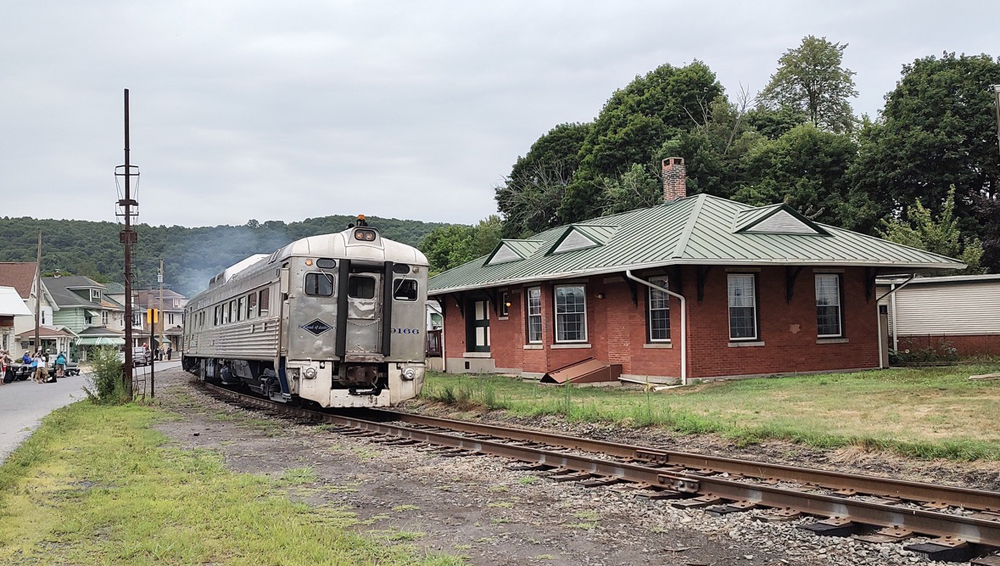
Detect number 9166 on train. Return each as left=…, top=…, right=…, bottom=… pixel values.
left=182, top=217, right=428, bottom=408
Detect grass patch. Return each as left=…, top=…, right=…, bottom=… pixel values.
left=565, top=510, right=600, bottom=530
left=0, top=402, right=465, bottom=566
left=276, top=467, right=319, bottom=486
left=420, top=364, right=1000, bottom=461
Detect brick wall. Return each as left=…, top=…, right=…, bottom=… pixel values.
left=897, top=334, right=1000, bottom=357
left=685, top=266, right=878, bottom=378
left=436, top=264, right=879, bottom=379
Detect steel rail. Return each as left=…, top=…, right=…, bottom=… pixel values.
left=373, top=409, right=1000, bottom=513
left=203, top=385, right=1000, bottom=547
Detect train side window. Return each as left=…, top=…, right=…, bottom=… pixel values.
left=393, top=279, right=418, bottom=301
left=247, top=292, right=257, bottom=318
left=214, top=305, right=220, bottom=326
left=237, top=296, right=246, bottom=321
left=348, top=276, right=376, bottom=299
left=229, top=300, right=236, bottom=323
left=304, top=272, right=334, bottom=296
left=259, top=288, right=270, bottom=316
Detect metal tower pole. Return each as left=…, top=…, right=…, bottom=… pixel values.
left=118, top=89, right=137, bottom=397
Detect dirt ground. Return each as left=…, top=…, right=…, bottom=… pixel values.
left=152, top=368, right=975, bottom=566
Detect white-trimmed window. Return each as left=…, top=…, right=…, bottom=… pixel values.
left=499, top=291, right=509, bottom=318
left=101, top=311, right=109, bottom=326
left=815, top=274, right=843, bottom=337
left=647, top=276, right=670, bottom=342
left=728, top=274, right=757, bottom=340
left=526, top=287, right=542, bottom=343
left=554, top=285, right=587, bottom=342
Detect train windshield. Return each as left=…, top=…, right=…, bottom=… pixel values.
left=348, top=276, right=376, bottom=299
left=393, top=279, right=418, bottom=301
left=304, top=273, right=334, bottom=296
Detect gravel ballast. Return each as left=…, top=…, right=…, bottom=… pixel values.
left=152, top=368, right=977, bottom=566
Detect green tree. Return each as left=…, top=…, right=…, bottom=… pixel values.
left=659, top=93, right=765, bottom=198
left=600, top=163, right=662, bottom=214
left=495, top=123, right=591, bottom=237
left=845, top=52, right=1000, bottom=237
left=418, top=216, right=502, bottom=275
left=731, top=124, right=857, bottom=224
left=879, top=187, right=984, bottom=273
left=976, top=197, right=1000, bottom=272
left=758, top=35, right=858, bottom=133
left=559, top=61, right=723, bottom=222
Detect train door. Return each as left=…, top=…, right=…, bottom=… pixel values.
left=345, top=272, right=382, bottom=355
left=287, top=267, right=338, bottom=361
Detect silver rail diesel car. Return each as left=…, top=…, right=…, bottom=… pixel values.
left=182, top=220, right=428, bottom=408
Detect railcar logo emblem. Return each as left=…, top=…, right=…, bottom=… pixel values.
left=300, top=319, right=332, bottom=335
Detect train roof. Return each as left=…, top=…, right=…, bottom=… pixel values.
left=271, top=227, right=428, bottom=267
left=189, top=226, right=428, bottom=304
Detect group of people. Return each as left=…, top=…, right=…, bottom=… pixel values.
left=0, top=350, right=11, bottom=384
left=0, top=350, right=68, bottom=384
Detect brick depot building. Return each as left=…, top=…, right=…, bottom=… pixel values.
left=427, top=158, right=965, bottom=383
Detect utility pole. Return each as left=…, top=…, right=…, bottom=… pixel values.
left=153, top=258, right=164, bottom=398
left=159, top=258, right=165, bottom=358
left=116, top=89, right=139, bottom=397
left=33, top=231, right=41, bottom=353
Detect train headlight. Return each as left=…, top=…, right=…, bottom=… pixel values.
left=303, top=367, right=318, bottom=379
left=402, top=367, right=416, bottom=381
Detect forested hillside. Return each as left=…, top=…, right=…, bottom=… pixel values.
left=0, top=215, right=449, bottom=298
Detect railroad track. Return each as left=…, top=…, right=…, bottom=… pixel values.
left=202, top=382, right=1000, bottom=564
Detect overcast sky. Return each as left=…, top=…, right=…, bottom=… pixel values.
left=2, top=1, right=997, bottom=229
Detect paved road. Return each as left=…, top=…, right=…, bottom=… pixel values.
left=0, top=360, right=182, bottom=464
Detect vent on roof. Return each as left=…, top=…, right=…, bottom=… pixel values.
left=734, top=204, right=829, bottom=236
left=548, top=225, right=618, bottom=255
left=484, top=240, right=543, bottom=266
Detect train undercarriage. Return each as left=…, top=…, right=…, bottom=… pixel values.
left=182, top=355, right=409, bottom=408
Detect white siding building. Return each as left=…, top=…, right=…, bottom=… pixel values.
left=878, top=274, right=1000, bottom=356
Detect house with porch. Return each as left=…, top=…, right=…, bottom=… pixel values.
left=43, top=275, right=125, bottom=360
left=0, top=286, right=32, bottom=353
left=427, top=158, right=966, bottom=384
left=0, top=262, right=70, bottom=357
left=134, top=288, right=187, bottom=355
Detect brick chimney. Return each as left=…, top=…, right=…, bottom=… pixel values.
left=662, top=157, right=686, bottom=202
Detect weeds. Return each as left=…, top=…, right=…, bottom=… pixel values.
left=420, top=364, right=1000, bottom=461
left=82, top=347, right=129, bottom=404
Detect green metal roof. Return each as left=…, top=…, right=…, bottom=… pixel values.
left=428, top=194, right=966, bottom=295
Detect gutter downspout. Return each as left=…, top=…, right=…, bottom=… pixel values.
left=626, top=270, right=687, bottom=386
left=876, top=274, right=916, bottom=369
left=890, top=284, right=898, bottom=353
left=440, top=299, right=446, bottom=373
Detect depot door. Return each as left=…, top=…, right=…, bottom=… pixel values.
left=465, top=299, right=490, bottom=353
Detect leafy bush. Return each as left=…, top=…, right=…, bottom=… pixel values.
left=83, top=347, right=130, bottom=404
left=890, top=339, right=959, bottom=365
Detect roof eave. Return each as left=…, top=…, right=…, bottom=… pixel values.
left=428, top=258, right=967, bottom=296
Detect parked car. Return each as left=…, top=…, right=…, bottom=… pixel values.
left=133, top=347, right=151, bottom=367
left=117, top=348, right=151, bottom=367
left=45, top=358, right=81, bottom=377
